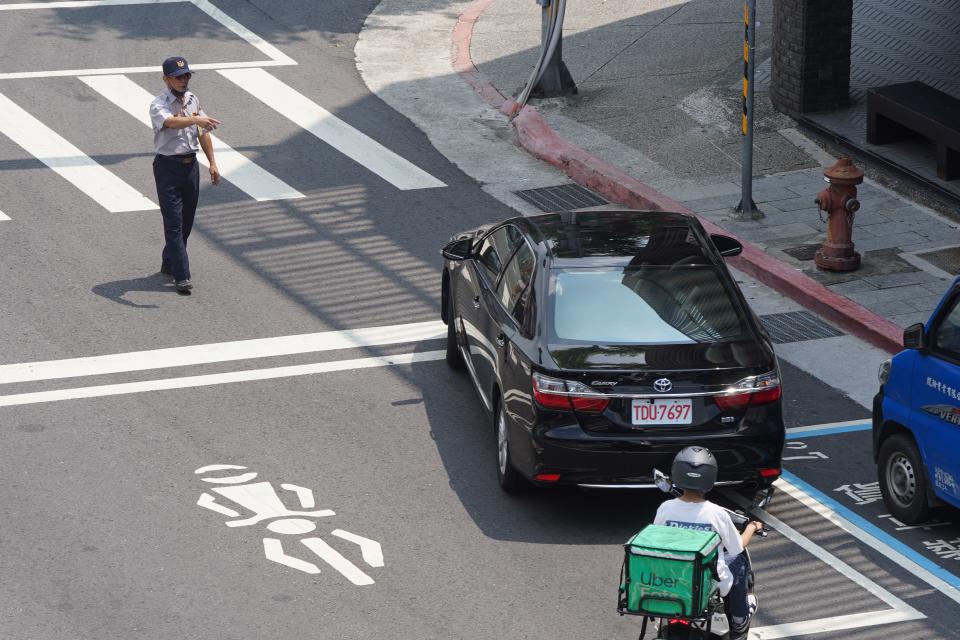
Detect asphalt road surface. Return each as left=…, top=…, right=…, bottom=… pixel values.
left=0, top=2, right=958, bottom=639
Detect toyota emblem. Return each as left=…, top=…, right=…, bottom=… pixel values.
left=653, top=378, right=672, bottom=393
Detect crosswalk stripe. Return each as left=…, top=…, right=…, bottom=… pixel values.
left=0, top=210, right=9, bottom=221
left=79, top=75, right=304, bottom=202
left=219, top=68, right=446, bottom=191
left=0, top=92, right=157, bottom=212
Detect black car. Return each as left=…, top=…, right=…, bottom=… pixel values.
left=440, top=208, right=785, bottom=492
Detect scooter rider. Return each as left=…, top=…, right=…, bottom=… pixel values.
left=653, top=446, right=762, bottom=638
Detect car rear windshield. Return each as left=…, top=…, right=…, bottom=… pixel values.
left=549, top=267, right=751, bottom=344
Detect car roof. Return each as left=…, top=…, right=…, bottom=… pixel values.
left=506, top=208, right=714, bottom=267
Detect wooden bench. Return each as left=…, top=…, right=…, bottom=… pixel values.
left=866, top=81, right=960, bottom=181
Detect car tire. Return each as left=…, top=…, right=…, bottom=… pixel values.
left=495, top=400, right=525, bottom=493
left=445, top=294, right=465, bottom=370
left=878, top=433, right=932, bottom=525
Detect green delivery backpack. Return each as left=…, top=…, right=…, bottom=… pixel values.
left=618, top=524, right=721, bottom=618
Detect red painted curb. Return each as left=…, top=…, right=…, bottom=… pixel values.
left=453, top=0, right=904, bottom=354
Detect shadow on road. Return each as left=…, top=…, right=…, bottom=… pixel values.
left=92, top=272, right=177, bottom=308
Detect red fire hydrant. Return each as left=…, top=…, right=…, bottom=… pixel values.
left=814, top=158, right=864, bottom=271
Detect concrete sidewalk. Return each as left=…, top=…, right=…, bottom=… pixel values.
left=458, top=0, right=960, bottom=352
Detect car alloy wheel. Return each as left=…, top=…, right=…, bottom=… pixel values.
left=495, top=401, right=524, bottom=493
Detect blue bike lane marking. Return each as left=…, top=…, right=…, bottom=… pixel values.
left=781, top=420, right=960, bottom=597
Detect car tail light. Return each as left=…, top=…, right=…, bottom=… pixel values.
left=532, top=372, right=609, bottom=413
left=760, top=468, right=781, bottom=478
left=534, top=473, right=561, bottom=482
left=714, top=371, right=781, bottom=411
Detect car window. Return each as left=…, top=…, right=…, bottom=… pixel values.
left=476, top=225, right=524, bottom=285
left=933, top=295, right=960, bottom=360
left=497, top=242, right=536, bottom=320
left=549, top=266, right=750, bottom=344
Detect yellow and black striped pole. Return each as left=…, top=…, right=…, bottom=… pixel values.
left=736, top=0, right=762, bottom=219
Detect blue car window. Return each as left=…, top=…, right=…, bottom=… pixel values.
left=933, top=296, right=960, bottom=360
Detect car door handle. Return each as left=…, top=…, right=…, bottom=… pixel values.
left=473, top=296, right=481, bottom=309
left=496, top=333, right=506, bottom=347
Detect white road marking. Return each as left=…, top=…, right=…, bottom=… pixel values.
left=197, top=493, right=240, bottom=518
left=79, top=75, right=304, bottom=202
left=194, top=464, right=247, bottom=474
left=722, top=489, right=925, bottom=638
left=300, top=538, right=374, bottom=586
left=0, top=210, right=9, bottom=221
left=263, top=538, right=321, bottom=574
left=0, top=92, right=156, bottom=212
left=0, top=0, right=295, bottom=80
left=776, top=476, right=960, bottom=607
left=202, top=472, right=259, bottom=485
left=280, top=484, right=316, bottom=509
left=331, top=529, right=384, bottom=568
left=752, top=609, right=923, bottom=640
left=785, top=419, right=870, bottom=435
left=0, top=351, right=447, bottom=407
left=0, top=321, right=445, bottom=385
left=219, top=68, right=446, bottom=191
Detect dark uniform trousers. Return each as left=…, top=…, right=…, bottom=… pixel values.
left=153, top=153, right=200, bottom=281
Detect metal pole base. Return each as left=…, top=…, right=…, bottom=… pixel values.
left=531, top=59, right=578, bottom=98
left=734, top=199, right=764, bottom=220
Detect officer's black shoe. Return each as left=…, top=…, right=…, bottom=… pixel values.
left=175, top=279, right=193, bottom=294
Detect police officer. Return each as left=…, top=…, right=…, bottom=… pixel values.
left=149, top=56, right=221, bottom=294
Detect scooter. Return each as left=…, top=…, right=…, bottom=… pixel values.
left=622, top=470, right=772, bottom=640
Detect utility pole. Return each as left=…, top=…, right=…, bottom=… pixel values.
left=735, top=0, right=763, bottom=219
left=531, top=0, right=577, bottom=98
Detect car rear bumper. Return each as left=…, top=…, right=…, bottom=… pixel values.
left=515, top=422, right=784, bottom=488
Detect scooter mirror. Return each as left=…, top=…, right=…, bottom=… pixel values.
left=653, top=468, right=673, bottom=494
left=752, top=487, right=774, bottom=509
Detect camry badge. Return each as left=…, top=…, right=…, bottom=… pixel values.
left=653, top=378, right=672, bottom=393
left=592, top=380, right=618, bottom=386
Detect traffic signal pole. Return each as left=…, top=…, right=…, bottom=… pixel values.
left=735, top=0, right=763, bottom=219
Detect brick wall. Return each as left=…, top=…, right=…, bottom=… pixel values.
left=770, top=0, right=853, bottom=115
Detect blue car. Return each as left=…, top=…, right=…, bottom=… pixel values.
left=874, top=276, right=960, bottom=523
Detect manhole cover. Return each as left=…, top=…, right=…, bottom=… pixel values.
left=782, top=244, right=820, bottom=261
left=513, top=184, right=608, bottom=212
left=915, top=246, right=960, bottom=276
left=759, top=311, right=844, bottom=344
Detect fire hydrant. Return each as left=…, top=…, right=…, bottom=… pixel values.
left=814, top=158, right=864, bottom=271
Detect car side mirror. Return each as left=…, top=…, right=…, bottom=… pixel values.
left=653, top=468, right=673, bottom=494
left=441, top=238, right=473, bottom=261
left=711, top=234, right=743, bottom=257
left=903, top=323, right=925, bottom=350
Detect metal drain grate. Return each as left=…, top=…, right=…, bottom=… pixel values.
left=759, top=311, right=844, bottom=344
left=513, top=183, right=608, bottom=212
left=915, top=246, right=960, bottom=276
left=782, top=244, right=820, bottom=261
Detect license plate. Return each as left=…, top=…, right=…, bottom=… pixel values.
left=631, top=398, right=693, bottom=425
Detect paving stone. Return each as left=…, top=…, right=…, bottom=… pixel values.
left=921, top=282, right=953, bottom=296
left=765, top=196, right=818, bottom=212
left=908, top=294, right=949, bottom=312
left=666, top=182, right=740, bottom=201
left=862, top=271, right=943, bottom=289
left=853, top=232, right=928, bottom=252
left=786, top=182, right=825, bottom=197
left=752, top=186, right=802, bottom=202
left=847, top=284, right=934, bottom=306
left=889, top=311, right=934, bottom=328
left=827, top=279, right=880, bottom=294
left=866, top=299, right=924, bottom=318
left=683, top=194, right=741, bottom=212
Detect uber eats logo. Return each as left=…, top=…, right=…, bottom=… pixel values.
left=639, top=571, right=682, bottom=588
